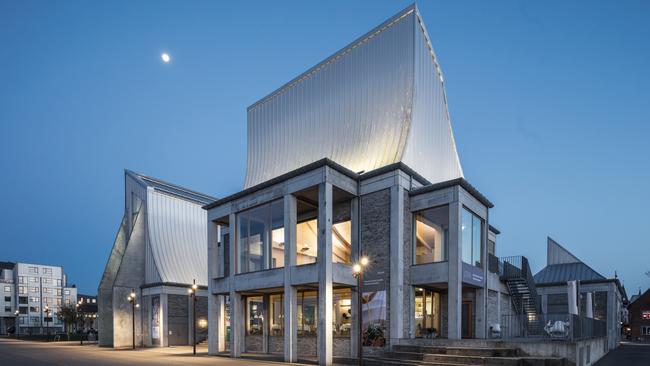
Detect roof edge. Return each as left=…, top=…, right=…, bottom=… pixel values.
left=125, top=169, right=217, bottom=203
left=409, top=177, right=494, bottom=208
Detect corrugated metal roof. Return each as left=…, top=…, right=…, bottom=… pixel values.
left=534, top=262, right=606, bottom=284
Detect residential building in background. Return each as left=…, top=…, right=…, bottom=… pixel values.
left=76, top=294, right=98, bottom=333
left=98, top=170, right=215, bottom=348
left=628, top=289, right=650, bottom=341
left=534, top=237, right=627, bottom=350
left=0, top=261, right=77, bottom=335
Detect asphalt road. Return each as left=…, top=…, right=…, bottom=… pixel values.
left=594, top=342, right=650, bottom=366
left=0, top=338, right=288, bottom=366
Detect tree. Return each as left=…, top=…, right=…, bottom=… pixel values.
left=57, top=305, right=78, bottom=336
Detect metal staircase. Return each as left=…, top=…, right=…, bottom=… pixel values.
left=499, top=256, right=543, bottom=336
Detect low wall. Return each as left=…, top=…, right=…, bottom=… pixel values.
left=506, top=337, right=608, bottom=366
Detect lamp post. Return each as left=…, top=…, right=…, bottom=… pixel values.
left=127, top=290, right=139, bottom=350
left=14, top=310, right=19, bottom=339
left=352, top=256, right=369, bottom=366
left=188, top=279, right=198, bottom=355
left=44, top=306, right=51, bottom=339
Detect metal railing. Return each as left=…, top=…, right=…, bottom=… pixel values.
left=498, top=256, right=541, bottom=315
left=500, top=313, right=606, bottom=341
left=488, top=253, right=499, bottom=274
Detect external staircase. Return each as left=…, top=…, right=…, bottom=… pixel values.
left=365, top=343, right=565, bottom=366
left=499, top=256, right=545, bottom=337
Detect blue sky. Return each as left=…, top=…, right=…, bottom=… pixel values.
left=1, top=1, right=648, bottom=296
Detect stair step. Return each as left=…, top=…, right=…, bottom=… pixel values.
left=392, top=345, right=519, bottom=357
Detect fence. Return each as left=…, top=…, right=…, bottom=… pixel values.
left=500, top=313, right=607, bottom=341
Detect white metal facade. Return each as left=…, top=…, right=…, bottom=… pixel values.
left=244, top=5, right=463, bottom=188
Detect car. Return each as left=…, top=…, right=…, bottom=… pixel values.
left=6, top=325, right=16, bottom=334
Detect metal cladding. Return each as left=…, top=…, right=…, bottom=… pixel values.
left=244, top=5, right=463, bottom=188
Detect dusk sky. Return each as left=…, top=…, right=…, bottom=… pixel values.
left=1, top=1, right=648, bottom=296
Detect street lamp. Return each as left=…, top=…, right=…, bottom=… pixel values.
left=14, top=310, right=20, bottom=338
left=44, top=306, right=51, bottom=339
left=188, top=279, right=198, bottom=355
left=127, top=290, right=139, bottom=350
left=352, top=256, right=369, bottom=366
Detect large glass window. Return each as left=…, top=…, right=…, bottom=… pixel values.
left=295, top=199, right=352, bottom=265
left=333, top=288, right=352, bottom=336
left=414, top=288, right=441, bottom=338
left=270, top=294, right=283, bottom=336
left=298, top=291, right=318, bottom=336
left=237, top=200, right=284, bottom=273
left=246, top=296, right=264, bottom=335
left=297, top=219, right=318, bottom=265
left=414, top=206, right=449, bottom=264
left=461, top=208, right=483, bottom=268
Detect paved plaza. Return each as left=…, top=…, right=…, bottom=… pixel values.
left=0, top=338, right=289, bottom=366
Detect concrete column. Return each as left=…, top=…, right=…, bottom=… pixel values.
left=161, top=293, right=169, bottom=347
left=475, top=288, right=486, bottom=338
left=228, top=213, right=243, bottom=357
left=350, top=197, right=360, bottom=358
left=447, top=199, right=462, bottom=339
left=283, top=194, right=298, bottom=362
left=389, top=185, right=404, bottom=343
left=208, top=222, right=225, bottom=354
left=318, top=182, right=333, bottom=365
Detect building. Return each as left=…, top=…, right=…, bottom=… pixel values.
left=204, top=5, right=525, bottom=364
left=0, top=261, right=77, bottom=335
left=534, top=237, right=626, bottom=350
left=627, top=289, right=650, bottom=341
left=0, top=262, right=16, bottom=335
left=98, top=170, right=215, bottom=348
left=76, top=294, right=98, bottom=333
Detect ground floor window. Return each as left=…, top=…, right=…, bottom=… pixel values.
left=333, top=288, right=352, bottom=336
left=642, top=326, right=650, bottom=336
left=246, top=296, right=264, bottom=335
left=414, top=288, right=441, bottom=338
left=298, top=291, right=318, bottom=336
left=362, top=289, right=387, bottom=347
left=270, top=294, right=283, bottom=336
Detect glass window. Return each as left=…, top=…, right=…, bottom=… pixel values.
left=414, top=288, right=441, bottom=338
left=56, top=279, right=61, bottom=287
left=297, top=219, right=318, bottom=265
left=246, top=296, right=264, bottom=335
left=4, top=306, right=10, bottom=312
left=43, top=288, right=51, bottom=294
left=30, top=287, right=38, bottom=293
left=237, top=200, right=284, bottom=273
left=43, top=278, right=51, bottom=284
left=362, top=290, right=387, bottom=346
left=19, top=307, right=28, bottom=314
left=28, top=267, right=38, bottom=274
left=30, top=277, right=38, bottom=283
left=18, top=276, right=26, bottom=284
left=547, top=293, right=568, bottom=314
left=3, top=286, right=10, bottom=292
left=461, top=208, right=483, bottom=268
left=18, top=297, right=28, bottom=305
left=488, top=240, right=495, bottom=256
left=270, top=294, right=283, bottom=336
left=298, top=291, right=318, bottom=336
left=333, top=288, right=352, bottom=337
left=42, top=268, right=52, bottom=275
left=4, top=296, right=10, bottom=302
left=18, top=286, right=26, bottom=295
left=64, top=289, right=70, bottom=295
left=414, top=205, right=449, bottom=264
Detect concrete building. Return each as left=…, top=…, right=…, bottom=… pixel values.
left=76, top=294, right=98, bottom=333
left=203, top=5, right=523, bottom=364
left=534, top=237, right=627, bottom=350
left=628, top=288, right=650, bottom=341
left=98, top=170, right=214, bottom=348
left=0, top=261, right=77, bottom=335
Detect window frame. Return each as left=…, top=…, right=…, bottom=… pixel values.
left=412, top=204, right=450, bottom=265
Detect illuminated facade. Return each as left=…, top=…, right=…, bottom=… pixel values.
left=205, top=5, right=514, bottom=365
left=98, top=170, right=213, bottom=348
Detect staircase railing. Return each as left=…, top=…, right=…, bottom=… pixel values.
left=498, top=256, right=541, bottom=315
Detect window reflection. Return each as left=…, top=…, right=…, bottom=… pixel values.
left=333, top=288, right=352, bottom=337
left=298, top=291, right=318, bottom=336
left=414, top=206, right=449, bottom=264
left=461, top=208, right=482, bottom=268
left=270, top=294, right=283, bottom=336
left=246, top=296, right=264, bottom=335
left=237, top=200, right=284, bottom=273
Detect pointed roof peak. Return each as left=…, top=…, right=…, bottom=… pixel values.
left=547, top=236, right=581, bottom=265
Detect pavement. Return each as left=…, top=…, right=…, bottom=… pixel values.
left=0, top=338, right=292, bottom=366
left=594, top=342, right=650, bottom=366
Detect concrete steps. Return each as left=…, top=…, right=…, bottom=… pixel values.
left=365, top=344, right=566, bottom=366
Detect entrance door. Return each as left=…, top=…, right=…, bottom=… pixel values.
left=461, top=301, right=473, bottom=338
left=414, top=288, right=441, bottom=338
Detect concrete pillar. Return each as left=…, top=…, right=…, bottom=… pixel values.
left=283, top=194, right=298, bottom=362
left=350, top=197, right=360, bottom=358
left=447, top=200, right=462, bottom=339
left=207, top=221, right=218, bottom=353
left=262, top=294, right=270, bottom=354
left=475, top=288, right=486, bottom=338
left=318, top=182, right=333, bottom=365
left=228, top=213, right=243, bottom=357
left=161, top=293, right=169, bottom=347
left=389, top=185, right=404, bottom=343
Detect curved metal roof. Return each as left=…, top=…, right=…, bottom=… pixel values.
left=244, top=4, right=463, bottom=188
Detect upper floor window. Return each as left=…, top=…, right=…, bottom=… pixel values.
left=487, top=240, right=496, bottom=256
left=56, top=279, right=62, bottom=287
left=64, top=289, right=70, bottom=295
left=28, top=267, right=38, bottom=274
left=42, top=268, right=52, bottom=275
left=29, top=277, right=38, bottom=283
left=237, top=200, right=284, bottom=273
left=18, top=276, right=26, bottom=284
left=3, top=286, right=10, bottom=292
left=414, top=205, right=449, bottom=264
left=461, top=208, right=483, bottom=268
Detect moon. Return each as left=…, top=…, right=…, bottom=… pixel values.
left=161, top=53, right=171, bottom=63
